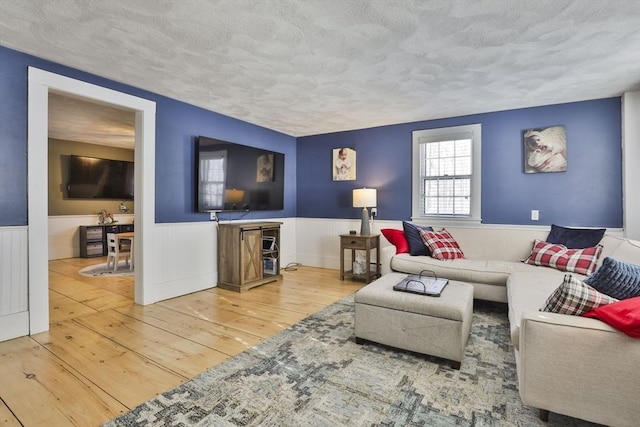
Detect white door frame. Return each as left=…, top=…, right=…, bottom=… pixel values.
left=28, top=68, right=156, bottom=334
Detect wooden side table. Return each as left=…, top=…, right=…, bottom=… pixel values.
left=340, top=234, right=380, bottom=284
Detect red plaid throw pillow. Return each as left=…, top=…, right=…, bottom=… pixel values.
left=418, top=228, right=464, bottom=260
left=542, top=274, right=618, bottom=315
left=523, top=239, right=602, bottom=275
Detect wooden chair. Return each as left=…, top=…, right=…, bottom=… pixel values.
left=106, top=233, right=132, bottom=272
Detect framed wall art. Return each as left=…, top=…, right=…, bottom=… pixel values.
left=333, top=147, right=356, bottom=181
left=523, top=125, right=567, bottom=173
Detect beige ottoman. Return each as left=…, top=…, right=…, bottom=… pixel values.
left=354, top=272, right=474, bottom=369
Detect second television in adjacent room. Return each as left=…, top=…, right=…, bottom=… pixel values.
left=67, top=155, right=134, bottom=200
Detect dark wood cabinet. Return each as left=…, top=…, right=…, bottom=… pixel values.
left=217, top=222, right=282, bottom=292
left=79, top=224, right=134, bottom=257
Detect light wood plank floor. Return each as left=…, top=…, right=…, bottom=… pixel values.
left=0, top=258, right=363, bottom=426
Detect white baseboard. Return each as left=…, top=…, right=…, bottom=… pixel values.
left=0, top=312, right=29, bottom=342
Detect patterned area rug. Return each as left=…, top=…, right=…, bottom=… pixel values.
left=105, top=296, right=600, bottom=427
left=79, top=261, right=134, bottom=277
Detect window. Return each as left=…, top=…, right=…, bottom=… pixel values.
left=412, top=124, right=481, bottom=222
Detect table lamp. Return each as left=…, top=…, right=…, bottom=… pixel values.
left=353, top=188, right=377, bottom=235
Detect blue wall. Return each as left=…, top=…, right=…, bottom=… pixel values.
left=0, top=46, right=624, bottom=228
left=297, top=99, right=623, bottom=228
left=0, top=46, right=297, bottom=226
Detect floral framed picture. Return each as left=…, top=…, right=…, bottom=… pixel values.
left=523, top=125, right=567, bottom=173
left=333, top=147, right=356, bottom=181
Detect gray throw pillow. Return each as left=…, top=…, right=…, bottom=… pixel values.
left=584, top=257, right=640, bottom=300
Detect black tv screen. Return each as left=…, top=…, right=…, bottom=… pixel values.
left=197, top=136, right=285, bottom=212
left=67, top=155, right=134, bottom=200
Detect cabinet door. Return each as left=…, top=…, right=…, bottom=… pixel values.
left=240, top=229, right=262, bottom=284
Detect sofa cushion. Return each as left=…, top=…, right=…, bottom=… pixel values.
left=583, top=296, right=640, bottom=338
left=606, top=237, right=640, bottom=264
left=391, top=253, right=563, bottom=287
left=419, top=228, right=464, bottom=260
left=546, top=224, right=606, bottom=249
left=584, top=257, right=640, bottom=300
left=507, top=271, right=567, bottom=349
left=523, top=239, right=602, bottom=275
left=402, top=221, right=433, bottom=256
left=541, top=274, right=618, bottom=316
left=381, top=228, right=410, bottom=254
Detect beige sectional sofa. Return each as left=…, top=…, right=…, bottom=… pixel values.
left=380, top=225, right=640, bottom=427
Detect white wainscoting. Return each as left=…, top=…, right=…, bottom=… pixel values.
left=0, top=226, right=29, bottom=341
left=143, top=221, right=217, bottom=304
left=275, top=217, right=297, bottom=270
left=293, top=218, right=397, bottom=269
left=135, top=217, right=298, bottom=305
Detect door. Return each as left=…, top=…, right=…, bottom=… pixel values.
left=240, top=229, right=262, bottom=285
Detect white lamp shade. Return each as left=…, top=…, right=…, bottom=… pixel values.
left=353, top=188, right=377, bottom=208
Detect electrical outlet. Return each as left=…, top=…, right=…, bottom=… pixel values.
left=371, top=207, right=377, bottom=217
left=210, top=211, right=218, bottom=221
left=531, top=210, right=539, bottom=221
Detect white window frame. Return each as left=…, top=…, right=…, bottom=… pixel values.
left=412, top=124, right=482, bottom=224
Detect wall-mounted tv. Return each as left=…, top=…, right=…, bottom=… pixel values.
left=197, top=136, right=285, bottom=212
left=67, top=155, right=134, bottom=200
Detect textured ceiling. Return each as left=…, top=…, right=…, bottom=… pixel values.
left=48, top=93, right=135, bottom=149
left=1, top=0, right=640, bottom=140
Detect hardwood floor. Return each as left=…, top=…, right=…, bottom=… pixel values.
left=0, top=258, right=363, bottom=426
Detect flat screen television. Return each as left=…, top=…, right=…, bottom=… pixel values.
left=67, top=155, right=134, bottom=200
left=197, top=136, right=285, bottom=212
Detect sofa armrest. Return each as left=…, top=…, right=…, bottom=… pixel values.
left=381, top=245, right=396, bottom=276
left=518, top=311, right=640, bottom=426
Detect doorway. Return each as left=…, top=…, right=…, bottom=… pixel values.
left=28, top=68, right=156, bottom=335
